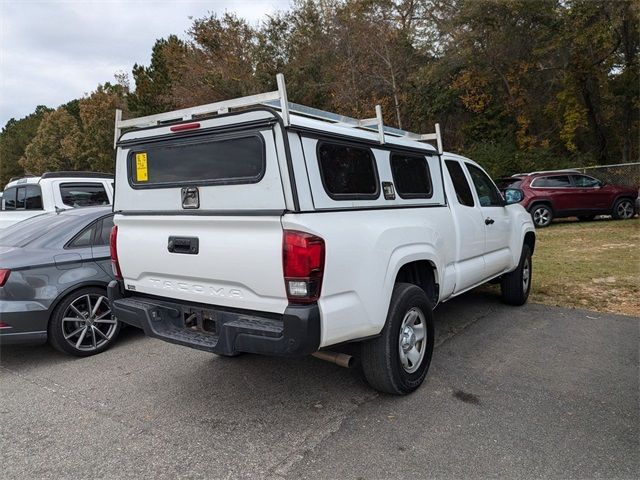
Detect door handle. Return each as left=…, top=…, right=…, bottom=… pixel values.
left=485, top=218, right=495, bottom=225
left=168, top=236, right=199, bottom=254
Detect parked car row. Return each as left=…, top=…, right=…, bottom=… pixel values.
left=497, top=170, right=638, bottom=227
left=0, top=165, right=637, bottom=362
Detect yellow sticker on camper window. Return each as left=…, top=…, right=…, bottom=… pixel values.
left=135, top=152, right=148, bottom=182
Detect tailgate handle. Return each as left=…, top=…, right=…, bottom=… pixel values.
left=168, top=236, right=199, bottom=255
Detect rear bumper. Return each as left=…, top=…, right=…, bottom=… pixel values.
left=0, top=308, right=49, bottom=345
left=108, top=281, right=320, bottom=357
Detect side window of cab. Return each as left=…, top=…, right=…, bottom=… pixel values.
left=465, top=163, right=503, bottom=207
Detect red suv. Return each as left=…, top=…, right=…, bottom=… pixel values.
left=497, top=171, right=638, bottom=227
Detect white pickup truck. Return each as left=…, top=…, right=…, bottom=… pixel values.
left=0, top=172, right=114, bottom=230
left=109, top=76, right=535, bottom=394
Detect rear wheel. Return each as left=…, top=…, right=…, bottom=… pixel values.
left=500, top=245, right=532, bottom=306
left=612, top=199, right=635, bottom=220
left=530, top=204, right=553, bottom=228
left=361, top=283, right=434, bottom=395
left=48, top=287, right=121, bottom=357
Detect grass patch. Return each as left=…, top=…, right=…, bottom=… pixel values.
left=529, top=218, right=639, bottom=316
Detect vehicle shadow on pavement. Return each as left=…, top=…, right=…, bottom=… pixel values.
left=0, top=289, right=500, bottom=372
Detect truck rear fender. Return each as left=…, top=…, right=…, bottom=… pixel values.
left=507, top=206, right=536, bottom=269
left=381, top=244, right=443, bottom=314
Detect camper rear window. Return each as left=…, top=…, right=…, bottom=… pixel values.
left=128, top=135, right=265, bottom=187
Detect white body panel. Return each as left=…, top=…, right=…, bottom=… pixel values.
left=113, top=107, right=535, bottom=349
left=282, top=207, right=455, bottom=346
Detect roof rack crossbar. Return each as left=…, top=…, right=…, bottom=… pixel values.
left=114, top=73, right=443, bottom=153
left=114, top=74, right=291, bottom=147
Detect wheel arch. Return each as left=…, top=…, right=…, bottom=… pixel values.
left=528, top=199, right=554, bottom=214
left=524, top=231, right=536, bottom=254
left=47, top=281, right=110, bottom=321
left=383, top=246, right=442, bottom=314
left=394, top=260, right=439, bottom=306
left=610, top=194, right=636, bottom=210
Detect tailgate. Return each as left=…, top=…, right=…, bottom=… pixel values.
left=115, top=215, right=287, bottom=313
left=113, top=110, right=291, bottom=313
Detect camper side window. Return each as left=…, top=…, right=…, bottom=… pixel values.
left=317, top=142, right=379, bottom=200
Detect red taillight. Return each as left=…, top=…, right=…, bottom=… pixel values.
left=0, top=269, right=10, bottom=287
left=170, top=122, right=200, bottom=132
left=283, top=230, right=325, bottom=304
left=109, top=225, right=122, bottom=280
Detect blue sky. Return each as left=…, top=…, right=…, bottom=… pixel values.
left=0, top=0, right=291, bottom=126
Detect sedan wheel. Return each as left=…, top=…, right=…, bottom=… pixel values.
left=49, top=287, right=121, bottom=357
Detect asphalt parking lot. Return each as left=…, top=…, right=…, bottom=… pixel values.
left=1, top=291, right=638, bottom=479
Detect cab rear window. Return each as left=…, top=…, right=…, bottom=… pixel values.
left=128, top=135, right=265, bottom=187
left=60, top=183, right=109, bottom=207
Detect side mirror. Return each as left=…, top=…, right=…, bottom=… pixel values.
left=503, top=188, right=524, bottom=205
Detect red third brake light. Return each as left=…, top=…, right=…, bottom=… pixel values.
left=283, top=230, right=325, bottom=304
left=0, top=269, right=10, bottom=287
left=109, top=225, right=122, bottom=280
left=170, top=122, right=201, bottom=132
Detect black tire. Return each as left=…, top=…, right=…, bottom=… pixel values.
left=530, top=204, right=553, bottom=228
left=361, top=283, right=435, bottom=395
left=611, top=198, right=635, bottom=220
left=48, top=287, right=121, bottom=357
left=577, top=215, right=595, bottom=221
left=500, top=245, right=532, bottom=306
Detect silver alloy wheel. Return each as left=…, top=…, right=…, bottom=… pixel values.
left=617, top=200, right=634, bottom=219
left=522, top=257, right=530, bottom=293
left=533, top=206, right=551, bottom=227
left=398, top=307, right=427, bottom=374
left=61, top=294, right=117, bottom=352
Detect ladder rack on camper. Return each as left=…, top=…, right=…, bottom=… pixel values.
left=114, top=73, right=443, bottom=154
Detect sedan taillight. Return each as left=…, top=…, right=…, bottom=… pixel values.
left=0, top=269, right=10, bottom=287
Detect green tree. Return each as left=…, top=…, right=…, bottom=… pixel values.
left=20, top=108, right=83, bottom=173
left=78, top=83, right=129, bottom=172
left=128, top=35, right=186, bottom=115
left=0, top=106, right=52, bottom=187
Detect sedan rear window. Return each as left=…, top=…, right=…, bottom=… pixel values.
left=128, top=135, right=265, bottom=187
left=0, top=213, right=68, bottom=247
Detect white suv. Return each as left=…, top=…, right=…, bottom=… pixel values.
left=0, top=172, right=114, bottom=230
left=109, top=76, right=535, bottom=394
